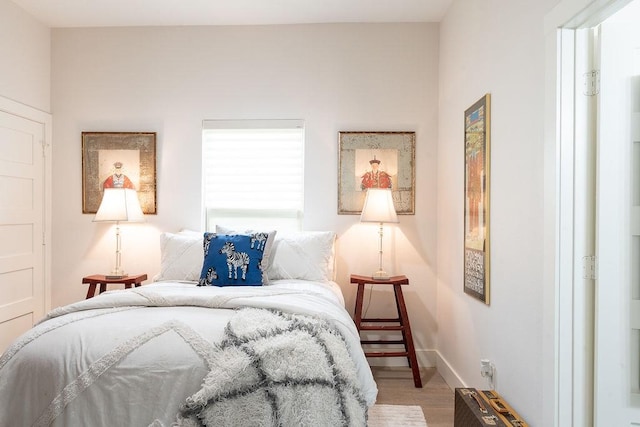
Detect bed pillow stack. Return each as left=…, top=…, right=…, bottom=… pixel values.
left=155, top=228, right=336, bottom=285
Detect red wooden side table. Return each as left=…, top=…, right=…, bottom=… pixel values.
left=82, top=274, right=148, bottom=299
left=350, top=274, right=422, bottom=388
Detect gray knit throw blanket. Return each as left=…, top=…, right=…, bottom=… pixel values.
left=175, top=307, right=367, bottom=427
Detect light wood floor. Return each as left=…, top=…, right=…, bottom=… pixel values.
left=371, top=366, right=454, bottom=427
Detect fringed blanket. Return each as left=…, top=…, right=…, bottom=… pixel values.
left=176, top=307, right=367, bottom=427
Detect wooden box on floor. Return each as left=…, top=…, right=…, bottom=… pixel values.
left=454, top=388, right=528, bottom=427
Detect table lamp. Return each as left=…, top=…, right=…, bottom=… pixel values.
left=360, top=188, right=399, bottom=280
left=93, top=188, right=145, bottom=279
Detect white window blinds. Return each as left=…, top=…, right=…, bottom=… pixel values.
left=202, top=119, right=304, bottom=230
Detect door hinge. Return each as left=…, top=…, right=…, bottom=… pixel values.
left=583, top=70, right=600, bottom=96
left=583, top=255, right=597, bottom=279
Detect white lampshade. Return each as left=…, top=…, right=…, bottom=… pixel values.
left=360, top=189, right=399, bottom=224
left=94, top=188, right=145, bottom=223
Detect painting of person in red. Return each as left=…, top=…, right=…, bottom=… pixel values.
left=103, top=161, right=135, bottom=189
left=361, top=157, right=392, bottom=190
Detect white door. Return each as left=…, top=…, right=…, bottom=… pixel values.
left=594, top=1, right=640, bottom=425
left=0, top=101, right=50, bottom=353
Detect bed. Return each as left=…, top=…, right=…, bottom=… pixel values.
left=0, top=230, right=377, bottom=427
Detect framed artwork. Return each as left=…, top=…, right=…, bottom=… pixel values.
left=338, top=131, right=415, bottom=215
left=463, top=94, right=491, bottom=304
left=82, top=132, right=157, bottom=214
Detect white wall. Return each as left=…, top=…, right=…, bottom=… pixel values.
left=50, top=23, right=440, bottom=363
left=437, top=0, right=558, bottom=425
left=0, top=0, right=50, bottom=111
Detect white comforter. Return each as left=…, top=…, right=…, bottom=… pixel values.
left=0, top=280, right=377, bottom=427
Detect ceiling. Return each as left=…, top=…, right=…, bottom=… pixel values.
left=10, top=0, right=453, bottom=28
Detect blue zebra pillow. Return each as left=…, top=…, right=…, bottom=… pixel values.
left=198, top=233, right=270, bottom=287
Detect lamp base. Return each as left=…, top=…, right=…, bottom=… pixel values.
left=371, top=270, right=390, bottom=281
left=106, top=268, right=127, bottom=280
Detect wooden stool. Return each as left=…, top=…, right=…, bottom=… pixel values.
left=82, top=274, right=148, bottom=299
left=350, top=274, right=422, bottom=388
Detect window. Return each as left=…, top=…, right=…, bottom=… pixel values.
left=202, top=119, right=304, bottom=231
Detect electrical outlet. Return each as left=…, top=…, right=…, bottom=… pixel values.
left=480, top=359, right=495, bottom=389
left=480, top=359, right=493, bottom=378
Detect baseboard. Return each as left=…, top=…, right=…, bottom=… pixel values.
left=366, top=349, right=467, bottom=391
left=434, top=350, right=467, bottom=389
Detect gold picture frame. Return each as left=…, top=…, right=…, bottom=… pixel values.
left=464, top=94, right=491, bottom=304
left=338, top=131, right=415, bottom=215
left=82, top=132, right=157, bottom=214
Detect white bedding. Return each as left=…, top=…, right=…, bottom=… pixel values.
left=0, top=280, right=376, bottom=426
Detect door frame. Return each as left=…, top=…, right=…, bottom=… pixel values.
left=544, top=0, right=634, bottom=425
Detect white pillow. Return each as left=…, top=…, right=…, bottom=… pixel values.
left=154, top=232, right=203, bottom=282
left=266, top=231, right=336, bottom=282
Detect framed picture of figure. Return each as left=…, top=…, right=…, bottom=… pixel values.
left=82, top=132, right=157, bottom=214
left=463, top=94, right=491, bottom=304
left=338, top=131, right=415, bottom=215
